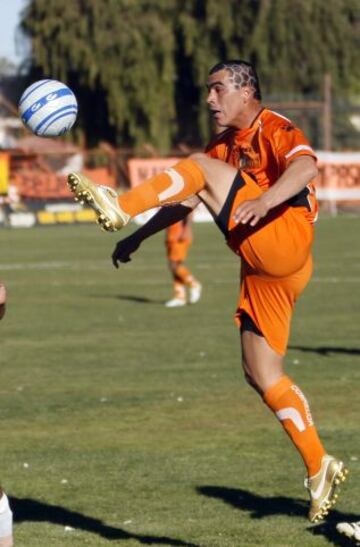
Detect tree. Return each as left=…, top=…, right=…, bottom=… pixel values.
left=19, top=0, right=359, bottom=150
left=20, top=0, right=177, bottom=151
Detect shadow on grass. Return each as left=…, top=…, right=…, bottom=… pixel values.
left=10, top=496, right=198, bottom=546
left=289, top=345, right=360, bottom=356
left=115, top=294, right=165, bottom=305
left=197, top=486, right=359, bottom=546
left=89, top=293, right=165, bottom=304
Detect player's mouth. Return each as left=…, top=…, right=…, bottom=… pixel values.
left=210, top=109, right=221, bottom=120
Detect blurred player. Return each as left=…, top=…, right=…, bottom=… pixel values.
left=0, top=284, right=14, bottom=547
left=67, top=60, right=348, bottom=522
left=165, top=217, right=201, bottom=307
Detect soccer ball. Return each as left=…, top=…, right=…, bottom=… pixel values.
left=18, top=79, right=78, bottom=137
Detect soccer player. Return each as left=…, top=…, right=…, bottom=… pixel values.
left=165, top=217, right=202, bottom=307
left=67, top=60, right=348, bottom=522
left=0, top=284, right=14, bottom=547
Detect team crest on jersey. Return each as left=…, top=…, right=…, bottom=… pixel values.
left=238, top=144, right=260, bottom=169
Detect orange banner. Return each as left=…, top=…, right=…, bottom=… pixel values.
left=316, top=151, right=360, bottom=214
left=10, top=164, right=116, bottom=200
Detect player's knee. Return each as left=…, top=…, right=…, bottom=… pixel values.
left=189, top=153, right=211, bottom=173
left=189, top=152, right=208, bottom=164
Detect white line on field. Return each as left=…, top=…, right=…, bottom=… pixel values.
left=0, top=260, right=232, bottom=271
left=0, top=261, right=359, bottom=283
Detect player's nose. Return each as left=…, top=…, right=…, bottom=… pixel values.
left=206, top=89, right=216, bottom=105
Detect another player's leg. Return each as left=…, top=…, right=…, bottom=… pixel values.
left=336, top=521, right=360, bottom=542
left=0, top=489, right=13, bottom=547
left=165, top=232, right=202, bottom=306
left=188, top=278, right=202, bottom=304
left=172, top=263, right=202, bottom=306
left=241, top=324, right=348, bottom=522
left=165, top=257, right=201, bottom=307
left=67, top=157, right=209, bottom=231
left=165, top=280, right=186, bottom=308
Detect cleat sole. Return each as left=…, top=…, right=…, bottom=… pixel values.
left=67, top=172, right=128, bottom=232
left=309, top=462, right=349, bottom=523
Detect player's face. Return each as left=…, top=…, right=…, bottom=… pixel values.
left=206, top=69, right=250, bottom=128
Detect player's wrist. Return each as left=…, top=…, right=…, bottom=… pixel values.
left=259, top=192, right=273, bottom=213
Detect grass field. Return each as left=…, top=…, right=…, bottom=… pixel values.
left=0, top=216, right=359, bottom=546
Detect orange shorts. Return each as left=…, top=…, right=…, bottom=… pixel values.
left=223, top=172, right=314, bottom=355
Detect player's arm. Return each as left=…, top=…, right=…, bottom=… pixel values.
left=233, top=155, right=318, bottom=226
left=112, top=196, right=200, bottom=267
left=0, top=283, right=7, bottom=320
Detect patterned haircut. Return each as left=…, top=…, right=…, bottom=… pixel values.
left=209, top=60, right=262, bottom=100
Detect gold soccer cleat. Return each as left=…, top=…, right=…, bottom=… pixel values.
left=305, top=454, right=349, bottom=523
left=67, top=173, right=130, bottom=232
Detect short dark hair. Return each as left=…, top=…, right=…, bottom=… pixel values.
left=209, top=60, right=262, bottom=101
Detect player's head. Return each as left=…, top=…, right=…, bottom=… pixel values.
left=207, top=60, right=261, bottom=127
left=209, top=60, right=261, bottom=100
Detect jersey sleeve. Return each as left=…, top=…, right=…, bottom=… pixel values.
left=205, top=129, right=233, bottom=160
left=272, top=123, right=317, bottom=170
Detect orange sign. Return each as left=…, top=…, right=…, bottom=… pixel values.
left=0, top=153, right=9, bottom=195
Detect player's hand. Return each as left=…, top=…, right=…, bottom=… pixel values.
left=112, top=236, right=141, bottom=268
left=0, top=283, right=7, bottom=320
left=232, top=197, right=269, bottom=227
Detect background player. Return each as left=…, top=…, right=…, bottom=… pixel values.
left=67, top=60, right=348, bottom=523
left=165, top=217, right=202, bottom=307
left=0, top=283, right=14, bottom=547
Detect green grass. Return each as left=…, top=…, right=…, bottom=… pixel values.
left=0, top=216, right=359, bottom=546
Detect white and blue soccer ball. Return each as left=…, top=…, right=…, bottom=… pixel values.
left=18, top=79, right=78, bottom=137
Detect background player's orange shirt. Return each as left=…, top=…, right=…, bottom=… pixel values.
left=206, top=108, right=318, bottom=223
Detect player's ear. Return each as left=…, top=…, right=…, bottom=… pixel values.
left=242, top=86, right=252, bottom=101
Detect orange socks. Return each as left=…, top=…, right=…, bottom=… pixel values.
left=174, top=265, right=195, bottom=286
left=119, top=159, right=206, bottom=217
left=263, top=375, right=326, bottom=476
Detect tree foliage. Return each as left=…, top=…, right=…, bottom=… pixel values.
left=20, top=0, right=359, bottom=150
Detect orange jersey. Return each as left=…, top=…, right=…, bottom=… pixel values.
left=205, top=110, right=318, bottom=354
left=206, top=108, right=318, bottom=223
